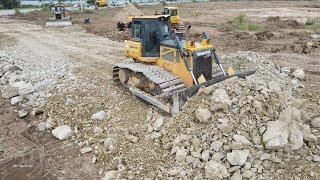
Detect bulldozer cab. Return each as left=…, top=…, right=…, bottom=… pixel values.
left=46, top=3, right=72, bottom=27
left=162, top=7, right=180, bottom=28
left=52, top=4, right=66, bottom=19
left=54, top=5, right=65, bottom=13
left=131, top=16, right=172, bottom=57
left=162, top=7, right=178, bottom=16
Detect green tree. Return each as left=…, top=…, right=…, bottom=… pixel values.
left=87, top=0, right=95, bottom=5
left=0, top=0, right=20, bottom=9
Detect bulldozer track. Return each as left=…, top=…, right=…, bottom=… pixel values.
left=113, top=62, right=186, bottom=100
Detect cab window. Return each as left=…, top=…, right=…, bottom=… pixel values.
left=132, top=20, right=142, bottom=40
left=163, top=8, right=169, bottom=15
left=169, top=10, right=177, bottom=16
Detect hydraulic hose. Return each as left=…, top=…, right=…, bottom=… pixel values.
left=175, top=36, right=198, bottom=85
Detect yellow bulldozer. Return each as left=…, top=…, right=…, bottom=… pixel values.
left=117, top=6, right=183, bottom=31
left=160, top=6, right=184, bottom=30
left=45, top=4, right=72, bottom=27
left=96, top=0, right=107, bottom=7
left=113, top=15, right=255, bottom=114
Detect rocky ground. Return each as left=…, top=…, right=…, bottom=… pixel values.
left=1, top=1, right=320, bottom=179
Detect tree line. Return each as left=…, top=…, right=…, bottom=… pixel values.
left=0, top=0, right=21, bottom=9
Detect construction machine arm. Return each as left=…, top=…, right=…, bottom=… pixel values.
left=199, top=32, right=227, bottom=76
left=174, top=35, right=198, bottom=85
left=212, top=48, right=227, bottom=76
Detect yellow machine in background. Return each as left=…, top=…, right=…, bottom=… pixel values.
left=161, top=6, right=182, bottom=29
left=113, top=15, right=255, bottom=114
left=117, top=6, right=183, bottom=31
left=45, top=4, right=72, bottom=27
left=96, top=0, right=107, bottom=7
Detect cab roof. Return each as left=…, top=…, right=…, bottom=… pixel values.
left=131, top=15, right=171, bottom=20
left=54, top=4, right=65, bottom=7
left=164, top=6, right=178, bottom=10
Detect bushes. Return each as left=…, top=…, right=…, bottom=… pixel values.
left=87, top=0, right=95, bottom=5
left=231, top=14, right=260, bottom=31
left=0, top=0, right=20, bottom=9
left=70, top=9, right=94, bottom=14
left=41, top=6, right=51, bottom=12
left=305, top=18, right=320, bottom=32
left=305, top=19, right=315, bottom=26
left=14, top=8, right=21, bottom=15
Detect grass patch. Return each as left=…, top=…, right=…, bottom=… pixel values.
left=305, top=18, right=320, bottom=32
left=305, top=18, right=315, bottom=26
left=41, top=6, right=51, bottom=12
left=231, top=14, right=260, bottom=31
left=208, top=23, right=220, bottom=28
left=20, top=4, right=39, bottom=9
left=70, top=9, right=94, bottom=14
left=14, top=8, right=21, bottom=15
left=266, top=16, right=281, bottom=22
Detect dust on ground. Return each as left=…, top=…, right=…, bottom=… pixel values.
left=1, top=0, right=320, bottom=179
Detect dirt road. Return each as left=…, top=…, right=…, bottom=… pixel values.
left=0, top=18, right=166, bottom=179
left=1, top=1, right=320, bottom=178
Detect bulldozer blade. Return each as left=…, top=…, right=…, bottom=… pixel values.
left=126, top=69, right=255, bottom=116
left=129, top=86, right=171, bottom=113
left=45, top=20, right=72, bottom=27
left=172, top=69, right=256, bottom=115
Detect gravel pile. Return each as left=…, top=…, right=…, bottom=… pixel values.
left=7, top=37, right=318, bottom=179
left=146, top=52, right=320, bottom=179
left=0, top=43, right=76, bottom=113
left=40, top=51, right=319, bottom=179
left=113, top=3, right=143, bottom=22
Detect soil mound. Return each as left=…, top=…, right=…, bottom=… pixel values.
left=113, top=3, right=143, bottom=22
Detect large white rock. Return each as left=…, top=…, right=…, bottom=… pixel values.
left=80, top=147, right=92, bottom=154
left=233, top=134, right=252, bottom=146
left=3, top=65, right=22, bottom=74
left=280, top=67, right=290, bottom=74
left=278, top=106, right=301, bottom=122
left=153, top=116, right=164, bottom=131
left=263, top=107, right=314, bottom=150
left=195, top=108, right=211, bottom=123
left=37, top=122, right=47, bottom=131
left=102, top=170, right=119, bottom=180
left=211, top=140, right=224, bottom=151
left=46, top=118, right=54, bottom=129
left=52, top=125, right=73, bottom=140
left=175, top=148, right=188, bottom=163
left=104, top=137, right=117, bottom=151
left=11, top=81, right=35, bottom=96
left=301, top=124, right=317, bottom=141
left=91, top=110, right=107, bottom=121
left=211, top=89, right=232, bottom=110
left=242, top=170, right=254, bottom=178
left=313, top=155, right=320, bottom=162
left=64, top=98, right=76, bottom=106
left=227, top=150, right=249, bottom=166
left=230, top=173, right=243, bottom=180
left=311, top=117, right=320, bottom=128
left=1, top=86, right=19, bottom=99
left=205, top=160, right=229, bottom=179
left=10, top=96, right=23, bottom=105
left=263, top=120, right=289, bottom=149
left=150, top=132, right=161, bottom=139
left=201, top=150, right=210, bottom=161
left=292, top=69, right=305, bottom=80
left=125, top=134, right=139, bottom=143
left=18, top=110, right=28, bottom=118
left=288, top=122, right=303, bottom=150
